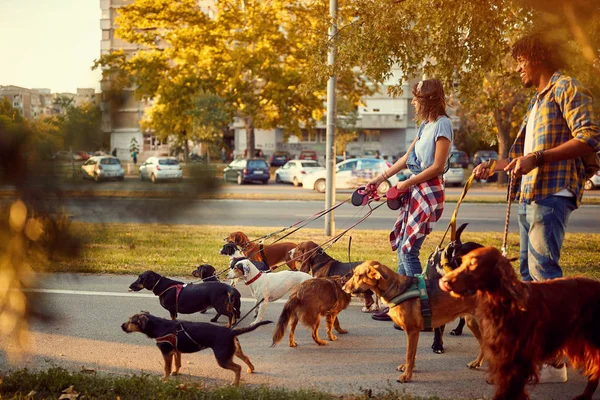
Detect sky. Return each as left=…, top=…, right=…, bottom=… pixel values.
left=0, top=0, right=102, bottom=93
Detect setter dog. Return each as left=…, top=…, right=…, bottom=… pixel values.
left=225, top=231, right=297, bottom=270
left=271, top=276, right=351, bottom=347
left=440, top=246, right=600, bottom=400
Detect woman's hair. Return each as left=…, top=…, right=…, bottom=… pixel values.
left=411, top=79, right=448, bottom=122
left=511, top=33, right=564, bottom=71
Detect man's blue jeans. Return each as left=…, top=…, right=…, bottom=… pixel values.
left=397, top=233, right=426, bottom=277
left=518, top=195, right=576, bottom=281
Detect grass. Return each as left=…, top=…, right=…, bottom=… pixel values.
left=47, top=223, right=600, bottom=280
left=0, top=367, right=452, bottom=400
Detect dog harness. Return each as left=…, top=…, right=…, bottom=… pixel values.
left=245, top=272, right=262, bottom=285
left=155, top=324, right=206, bottom=352
left=155, top=284, right=184, bottom=314
left=388, top=275, right=432, bottom=330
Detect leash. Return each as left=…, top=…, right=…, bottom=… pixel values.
left=501, top=173, right=516, bottom=257
left=230, top=298, right=265, bottom=329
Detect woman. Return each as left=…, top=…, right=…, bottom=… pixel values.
left=369, top=79, right=453, bottom=320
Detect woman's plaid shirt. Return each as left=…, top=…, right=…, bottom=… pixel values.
left=509, top=71, right=600, bottom=207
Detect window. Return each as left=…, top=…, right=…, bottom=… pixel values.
left=158, top=159, right=179, bottom=165
left=338, top=160, right=358, bottom=172
left=299, top=129, right=317, bottom=143
left=248, top=160, right=268, bottom=169
left=364, top=130, right=381, bottom=143
left=301, top=161, right=320, bottom=168
left=101, top=158, right=120, bottom=165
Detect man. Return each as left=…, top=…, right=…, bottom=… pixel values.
left=474, top=32, right=600, bottom=382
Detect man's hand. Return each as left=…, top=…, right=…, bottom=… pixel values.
left=504, top=154, right=536, bottom=178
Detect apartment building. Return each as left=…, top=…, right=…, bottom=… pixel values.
left=0, top=85, right=55, bottom=120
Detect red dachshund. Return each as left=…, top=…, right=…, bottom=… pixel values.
left=440, top=246, right=600, bottom=400
left=225, top=231, right=297, bottom=270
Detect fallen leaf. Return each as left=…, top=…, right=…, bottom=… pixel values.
left=58, top=385, right=79, bottom=400
left=25, top=390, right=36, bottom=399
left=80, top=367, right=95, bottom=374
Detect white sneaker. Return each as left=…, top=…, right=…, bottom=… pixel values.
left=538, top=363, right=568, bottom=383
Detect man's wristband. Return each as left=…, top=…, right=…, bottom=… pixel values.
left=533, top=150, right=545, bottom=167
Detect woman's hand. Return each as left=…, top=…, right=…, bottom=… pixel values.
left=395, top=180, right=412, bottom=192
left=366, top=174, right=385, bottom=191
left=473, top=161, right=493, bottom=180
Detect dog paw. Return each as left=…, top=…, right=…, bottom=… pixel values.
left=289, top=341, right=297, bottom=347
left=396, top=364, right=406, bottom=372
left=431, top=344, right=444, bottom=354
left=336, top=329, right=348, bottom=334
left=247, top=367, right=254, bottom=373
left=316, top=340, right=327, bottom=346
left=467, top=360, right=482, bottom=369
left=328, top=335, right=338, bottom=341
left=450, top=329, right=463, bottom=336
left=396, top=373, right=412, bottom=383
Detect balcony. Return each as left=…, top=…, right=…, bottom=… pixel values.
left=100, top=19, right=111, bottom=30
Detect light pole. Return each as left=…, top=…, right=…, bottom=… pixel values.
left=324, top=0, right=337, bottom=236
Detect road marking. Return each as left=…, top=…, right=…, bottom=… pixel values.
left=23, top=288, right=364, bottom=306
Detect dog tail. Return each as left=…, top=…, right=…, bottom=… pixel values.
left=232, top=320, right=273, bottom=336
left=271, top=296, right=299, bottom=347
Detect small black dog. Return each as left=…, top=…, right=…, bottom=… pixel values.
left=129, top=271, right=241, bottom=326
left=220, top=243, right=270, bottom=272
left=425, top=223, right=483, bottom=355
left=191, top=264, right=219, bottom=282
left=122, top=312, right=272, bottom=385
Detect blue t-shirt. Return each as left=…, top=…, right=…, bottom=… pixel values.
left=406, top=116, right=453, bottom=175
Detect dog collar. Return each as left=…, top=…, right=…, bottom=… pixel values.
left=245, top=272, right=262, bottom=285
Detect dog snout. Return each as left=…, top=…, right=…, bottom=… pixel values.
left=191, top=269, right=201, bottom=278
left=128, top=281, right=144, bottom=291
left=121, top=323, right=130, bottom=332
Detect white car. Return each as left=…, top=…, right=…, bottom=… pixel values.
left=585, top=171, right=600, bottom=190
left=275, top=160, right=324, bottom=186
left=81, top=156, right=124, bottom=182
left=139, top=157, right=183, bottom=183
left=444, top=166, right=465, bottom=187
left=302, top=158, right=398, bottom=193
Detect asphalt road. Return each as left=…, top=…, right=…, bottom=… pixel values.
left=3, top=273, right=594, bottom=399
left=49, top=197, right=600, bottom=233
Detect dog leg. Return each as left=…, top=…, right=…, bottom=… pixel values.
left=162, top=351, right=174, bottom=381
left=465, top=315, right=484, bottom=369
left=311, top=318, right=327, bottom=346
left=333, top=316, right=348, bottom=334
left=219, top=358, right=242, bottom=386
left=233, top=337, right=255, bottom=374
left=432, top=325, right=445, bottom=354
left=211, top=312, right=222, bottom=323
left=288, top=315, right=299, bottom=347
left=251, top=298, right=268, bottom=326
left=172, top=351, right=181, bottom=375
left=326, top=314, right=338, bottom=341
left=450, top=317, right=465, bottom=336
left=397, top=330, right=419, bottom=382
left=575, top=376, right=599, bottom=400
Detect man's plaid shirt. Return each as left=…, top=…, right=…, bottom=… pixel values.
left=509, top=71, right=600, bottom=207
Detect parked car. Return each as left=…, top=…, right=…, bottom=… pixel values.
left=81, top=156, right=124, bottom=182
left=275, top=160, right=324, bottom=186
left=449, top=150, right=469, bottom=169
left=270, top=151, right=291, bottom=167
left=444, top=164, right=466, bottom=187
left=299, top=150, right=318, bottom=161
left=54, top=150, right=74, bottom=161
left=139, top=157, right=183, bottom=183
left=473, top=150, right=499, bottom=167
left=223, top=158, right=270, bottom=185
left=585, top=171, right=600, bottom=190
left=302, top=158, right=398, bottom=193
left=76, top=151, right=90, bottom=161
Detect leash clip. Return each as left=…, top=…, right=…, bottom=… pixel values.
left=351, top=185, right=380, bottom=206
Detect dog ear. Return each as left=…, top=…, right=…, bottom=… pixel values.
left=494, top=254, right=529, bottom=311
left=367, top=265, right=382, bottom=280
left=242, top=263, right=251, bottom=276
left=137, top=314, right=149, bottom=330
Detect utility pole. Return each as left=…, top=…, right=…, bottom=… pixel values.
left=324, top=0, right=337, bottom=236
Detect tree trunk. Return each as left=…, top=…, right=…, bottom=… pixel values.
left=182, top=130, right=189, bottom=163
left=245, top=117, right=255, bottom=157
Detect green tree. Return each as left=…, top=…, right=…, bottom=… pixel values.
left=325, top=0, right=599, bottom=182
left=93, top=0, right=372, bottom=158
left=61, top=103, right=105, bottom=151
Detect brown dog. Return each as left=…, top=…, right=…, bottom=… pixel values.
left=272, top=276, right=351, bottom=347
left=291, top=240, right=379, bottom=312
left=343, top=260, right=483, bottom=383
left=440, top=246, right=600, bottom=400
left=225, top=231, right=297, bottom=270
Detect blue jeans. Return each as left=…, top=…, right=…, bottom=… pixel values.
left=396, top=232, right=426, bottom=276
left=518, top=195, right=576, bottom=281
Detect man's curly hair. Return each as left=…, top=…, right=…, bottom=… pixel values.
left=511, top=33, right=564, bottom=70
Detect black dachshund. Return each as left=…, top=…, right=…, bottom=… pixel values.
left=129, top=270, right=241, bottom=327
